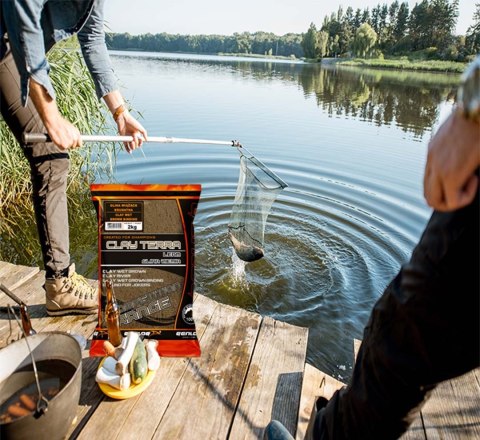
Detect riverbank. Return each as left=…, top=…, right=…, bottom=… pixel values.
left=320, top=57, right=467, bottom=74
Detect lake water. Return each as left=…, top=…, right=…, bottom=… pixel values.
left=10, top=50, right=462, bottom=381
left=101, top=51, right=461, bottom=380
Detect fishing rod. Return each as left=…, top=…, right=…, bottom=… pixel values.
left=23, top=133, right=241, bottom=147
left=22, top=133, right=288, bottom=188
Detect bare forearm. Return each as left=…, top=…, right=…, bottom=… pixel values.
left=103, top=90, right=125, bottom=115
left=29, top=79, right=62, bottom=130
left=103, top=90, right=148, bottom=152
left=29, top=79, right=82, bottom=150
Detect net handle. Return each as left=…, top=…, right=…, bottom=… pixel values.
left=23, top=132, right=241, bottom=147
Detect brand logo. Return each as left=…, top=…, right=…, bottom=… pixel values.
left=181, top=304, right=194, bottom=325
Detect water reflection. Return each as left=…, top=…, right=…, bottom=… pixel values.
left=119, top=52, right=458, bottom=137
left=299, top=66, right=456, bottom=137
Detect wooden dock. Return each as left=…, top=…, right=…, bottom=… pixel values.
left=0, top=260, right=479, bottom=439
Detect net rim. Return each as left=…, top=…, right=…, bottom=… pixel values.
left=238, top=146, right=288, bottom=190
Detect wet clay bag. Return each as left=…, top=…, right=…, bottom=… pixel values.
left=89, top=184, right=201, bottom=357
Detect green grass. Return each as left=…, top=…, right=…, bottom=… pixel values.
left=0, top=37, right=120, bottom=265
left=336, top=57, right=467, bottom=74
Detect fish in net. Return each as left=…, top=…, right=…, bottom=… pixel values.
left=228, top=147, right=287, bottom=262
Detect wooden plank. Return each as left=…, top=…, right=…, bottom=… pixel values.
left=296, top=363, right=345, bottom=440
left=400, top=415, right=426, bottom=440
left=0, top=270, right=46, bottom=306
left=0, top=262, right=39, bottom=290
left=0, top=272, right=49, bottom=347
left=229, top=317, right=308, bottom=440
left=150, top=302, right=262, bottom=440
left=76, top=293, right=220, bottom=440
left=0, top=261, right=14, bottom=278
left=0, top=274, right=98, bottom=347
left=67, top=352, right=104, bottom=439
left=421, top=369, right=480, bottom=439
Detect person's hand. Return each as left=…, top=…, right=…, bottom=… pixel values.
left=424, top=110, right=480, bottom=211
left=28, top=78, right=82, bottom=150
left=116, top=111, right=148, bottom=153
left=44, top=114, right=83, bottom=150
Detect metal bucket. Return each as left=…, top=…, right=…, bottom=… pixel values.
left=0, top=332, right=82, bottom=440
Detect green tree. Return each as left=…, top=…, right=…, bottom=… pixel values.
left=329, top=34, right=341, bottom=57
left=302, top=23, right=319, bottom=58
left=351, top=23, right=378, bottom=58
left=409, top=0, right=458, bottom=51
left=362, top=8, right=371, bottom=25
left=394, top=2, right=410, bottom=41
left=317, top=31, right=329, bottom=58
left=354, top=8, right=362, bottom=28
left=466, top=3, right=480, bottom=55
left=340, top=10, right=355, bottom=55
left=372, top=5, right=381, bottom=33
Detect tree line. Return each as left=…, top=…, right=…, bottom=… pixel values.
left=106, top=32, right=303, bottom=58
left=303, top=0, right=479, bottom=61
left=106, top=1, right=479, bottom=62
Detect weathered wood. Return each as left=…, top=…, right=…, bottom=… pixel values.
left=0, top=272, right=49, bottom=346
left=0, top=271, right=98, bottom=347
left=229, top=317, right=308, bottom=440
left=421, top=369, right=480, bottom=439
left=0, top=270, right=45, bottom=307
left=67, top=352, right=104, bottom=439
left=400, top=415, right=426, bottom=440
left=150, top=302, right=262, bottom=440
left=3, top=260, right=477, bottom=440
left=76, top=293, right=221, bottom=440
left=296, top=363, right=345, bottom=440
left=0, top=261, right=39, bottom=290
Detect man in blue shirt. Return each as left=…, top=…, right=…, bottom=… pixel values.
left=0, top=0, right=148, bottom=315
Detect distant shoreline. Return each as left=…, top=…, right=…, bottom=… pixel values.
left=108, top=49, right=466, bottom=74
left=318, top=57, right=466, bottom=74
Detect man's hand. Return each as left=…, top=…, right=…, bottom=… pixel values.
left=115, top=110, right=148, bottom=153
left=424, top=110, right=480, bottom=211
left=103, top=90, right=148, bottom=153
left=29, top=79, right=82, bottom=150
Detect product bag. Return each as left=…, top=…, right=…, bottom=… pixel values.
left=89, top=184, right=201, bottom=357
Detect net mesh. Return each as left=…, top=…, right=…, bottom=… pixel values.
left=228, top=148, right=286, bottom=262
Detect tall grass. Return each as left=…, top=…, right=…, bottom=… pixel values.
left=0, top=37, right=119, bottom=267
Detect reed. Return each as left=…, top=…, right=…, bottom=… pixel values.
left=0, top=38, right=119, bottom=266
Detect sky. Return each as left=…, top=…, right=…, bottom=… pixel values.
left=104, top=0, right=476, bottom=37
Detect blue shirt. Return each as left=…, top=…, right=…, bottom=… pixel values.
left=1, top=0, right=117, bottom=106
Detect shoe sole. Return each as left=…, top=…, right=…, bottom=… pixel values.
left=46, top=307, right=97, bottom=317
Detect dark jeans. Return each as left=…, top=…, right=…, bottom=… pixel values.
left=310, top=184, right=480, bottom=439
left=0, top=48, right=70, bottom=277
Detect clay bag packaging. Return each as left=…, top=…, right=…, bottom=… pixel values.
left=89, top=184, right=201, bottom=357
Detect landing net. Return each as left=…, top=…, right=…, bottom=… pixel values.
left=228, top=147, right=287, bottom=262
